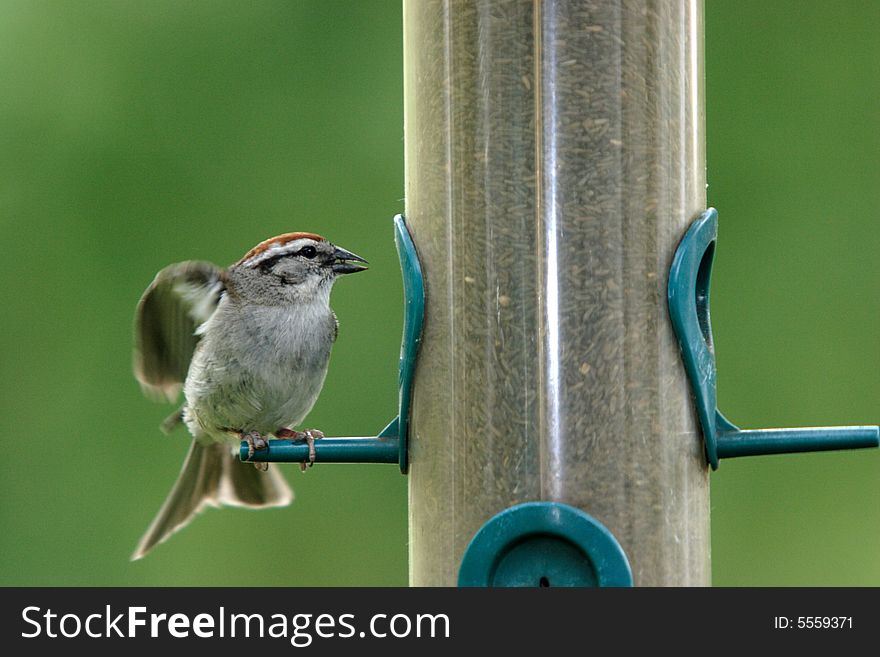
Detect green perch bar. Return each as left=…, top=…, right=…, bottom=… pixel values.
left=240, top=436, right=400, bottom=464
left=715, top=424, right=879, bottom=460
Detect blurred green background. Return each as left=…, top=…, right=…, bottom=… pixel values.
left=0, top=0, right=876, bottom=586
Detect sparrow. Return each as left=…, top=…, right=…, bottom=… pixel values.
left=131, top=232, right=367, bottom=559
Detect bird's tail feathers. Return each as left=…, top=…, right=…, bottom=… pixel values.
left=131, top=440, right=292, bottom=560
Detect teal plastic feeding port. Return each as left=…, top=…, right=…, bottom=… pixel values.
left=239, top=214, right=424, bottom=474
left=668, top=208, right=879, bottom=469
left=458, top=502, right=632, bottom=588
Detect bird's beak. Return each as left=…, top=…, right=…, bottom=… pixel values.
left=331, top=246, right=369, bottom=275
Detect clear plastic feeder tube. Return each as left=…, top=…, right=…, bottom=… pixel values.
left=404, top=0, right=709, bottom=586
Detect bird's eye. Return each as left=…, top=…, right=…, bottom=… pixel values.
left=299, top=246, right=317, bottom=259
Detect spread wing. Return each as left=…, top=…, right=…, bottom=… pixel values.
left=133, top=261, right=225, bottom=401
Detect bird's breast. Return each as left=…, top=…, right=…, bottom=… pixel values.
left=184, top=302, right=336, bottom=438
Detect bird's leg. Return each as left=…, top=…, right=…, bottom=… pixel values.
left=242, top=430, right=269, bottom=471
left=302, top=429, right=324, bottom=470
left=276, top=428, right=324, bottom=472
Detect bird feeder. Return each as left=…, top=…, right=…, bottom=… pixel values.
left=402, top=0, right=711, bottom=587
left=242, top=0, right=879, bottom=586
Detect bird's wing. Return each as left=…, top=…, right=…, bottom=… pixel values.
left=133, top=260, right=225, bottom=401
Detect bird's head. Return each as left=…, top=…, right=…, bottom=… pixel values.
left=228, top=232, right=368, bottom=305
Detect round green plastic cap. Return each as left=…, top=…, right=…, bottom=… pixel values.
left=458, top=502, right=632, bottom=587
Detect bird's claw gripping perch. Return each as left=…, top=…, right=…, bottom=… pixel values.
left=276, top=427, right=324, bottom=471
left=243, top=431, right=269, bottom=470
left=243, top=431, right=268, bottom=459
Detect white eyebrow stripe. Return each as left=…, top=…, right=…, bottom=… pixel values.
left=243, top=238, right=318, bottom=267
